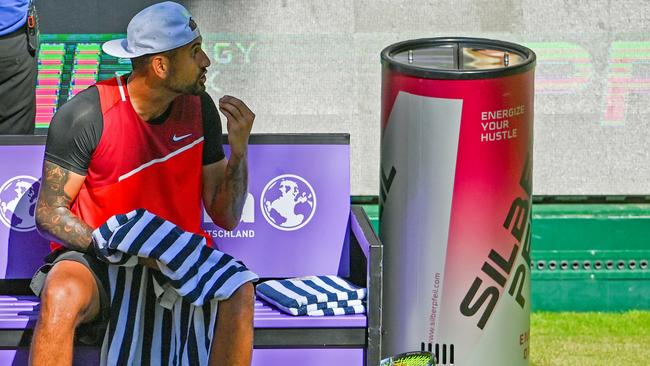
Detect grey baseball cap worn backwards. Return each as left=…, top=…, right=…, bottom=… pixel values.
left=102, top=1, right=201, bottom=58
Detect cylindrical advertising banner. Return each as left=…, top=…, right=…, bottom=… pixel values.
left=379, top=38, right=536, bottom=366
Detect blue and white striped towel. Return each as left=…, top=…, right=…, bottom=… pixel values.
left=256, top=276, right=366, bottom=316
left=92, top=208, right=259, bottom=307
left=92, top=209, right=258, bottom=366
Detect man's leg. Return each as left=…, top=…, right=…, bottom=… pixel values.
left=209, top=282, right=255, bottom=366
left=29, top=260, right=102, bottom=366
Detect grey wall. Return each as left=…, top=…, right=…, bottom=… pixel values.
left=40, top=0, right=650, bottom=196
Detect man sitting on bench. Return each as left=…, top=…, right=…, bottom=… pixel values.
left=28, top=2, right=256, bottom=365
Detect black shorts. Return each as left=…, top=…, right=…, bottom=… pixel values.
left=30, top=249, right=111, bottom=345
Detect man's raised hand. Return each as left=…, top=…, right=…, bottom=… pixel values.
left=218, top=95, right=255, bottom=157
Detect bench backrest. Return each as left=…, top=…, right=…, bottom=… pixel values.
left=0, top=134, right=350, bottom=280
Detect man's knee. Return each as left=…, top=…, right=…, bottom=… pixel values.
left=233, top=282, right=255, bottom=305
left=39, top=261, right=99, bottom=327
left=222, top=282, right=255, bottom=313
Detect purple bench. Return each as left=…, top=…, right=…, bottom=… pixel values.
left=0, top=134, right=383, bottom=365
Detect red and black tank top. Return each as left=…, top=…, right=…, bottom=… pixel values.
left=50, top=76, right=206, bottom=250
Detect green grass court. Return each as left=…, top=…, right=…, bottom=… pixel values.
left=530, top=311, right=650, bottom=366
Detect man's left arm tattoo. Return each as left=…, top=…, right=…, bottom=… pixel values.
left=225, top=154, right=248, bottom=220
left=210, top=153, right=248, bottom=230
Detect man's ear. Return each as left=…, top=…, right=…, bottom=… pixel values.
left=150, top=54, right=171, bottom=79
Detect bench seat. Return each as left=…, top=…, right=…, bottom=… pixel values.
left=0, top=295, right=367, bottom=348
left=0, top=296, right=367, bottom=329
left=0, top=135, right=382, bottom=364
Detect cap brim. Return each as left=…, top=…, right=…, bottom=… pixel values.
left=102, top=38, right=146, bottom=58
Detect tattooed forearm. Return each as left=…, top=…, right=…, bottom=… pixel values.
left=211, top=152, right=248, bottom=230
left=226, top=153, right=248, bottom=220
left=35, top=161, right=93, bottom=252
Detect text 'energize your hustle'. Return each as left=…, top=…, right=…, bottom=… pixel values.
left=480, top=105, right=525, bottom=143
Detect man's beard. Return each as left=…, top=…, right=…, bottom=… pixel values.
left=166, top=71, right=205, bottom=96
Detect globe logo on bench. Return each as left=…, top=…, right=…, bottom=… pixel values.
left=261, top=174, right=316, bottom=231
left=0, top=175, right=40, bottom=232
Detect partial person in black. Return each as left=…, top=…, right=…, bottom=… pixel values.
left=0, top=0, right=38, bottom=135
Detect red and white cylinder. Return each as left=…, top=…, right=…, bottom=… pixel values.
left=379, top=38, right=536, bottom=366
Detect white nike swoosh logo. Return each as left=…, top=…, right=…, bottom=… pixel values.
left=172, top=133, right=192, bottom=142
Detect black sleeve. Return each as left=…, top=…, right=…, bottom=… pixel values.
left=201, top=91, right=225, bottom=165
left=44, top=86, right=103, bottom=175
